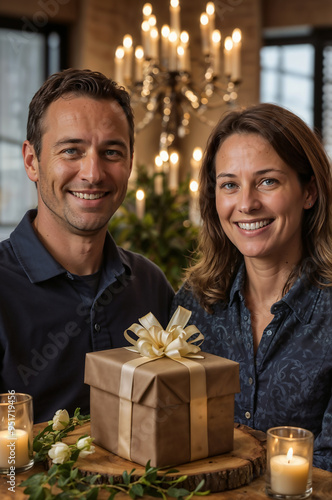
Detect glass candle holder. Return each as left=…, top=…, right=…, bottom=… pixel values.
left=266, top=426, right=314, bottom=499
left=0, top=393, right=34, bottom=474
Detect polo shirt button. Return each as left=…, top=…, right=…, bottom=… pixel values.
left=248, top=377, right=253, bottom=385
left=266, top=329, right=273, bottom=336
left=94, top=323, right=101, bottom=333
left=245, top=411, right=251, bottom=419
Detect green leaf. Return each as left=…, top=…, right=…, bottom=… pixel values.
left=130, top=483, right=144, bottom=497
left=167, top=487, right=190, bottom=497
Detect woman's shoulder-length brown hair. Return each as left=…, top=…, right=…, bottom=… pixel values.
left=186, top=102, right=332, bottom=313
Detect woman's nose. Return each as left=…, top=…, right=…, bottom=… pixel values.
left=238, top=187, right=261, bottom=213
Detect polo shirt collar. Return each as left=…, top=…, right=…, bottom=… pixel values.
left=10, top=209, right=130, bottom=285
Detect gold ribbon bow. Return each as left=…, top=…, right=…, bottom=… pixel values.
left=124, top=305, right=204, bottom=359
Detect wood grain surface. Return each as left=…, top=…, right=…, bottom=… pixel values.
left=1, top=422, right=331, bottom=499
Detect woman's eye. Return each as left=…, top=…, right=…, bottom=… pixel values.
left=261, top=178, right=277, bottom=187
left=220, top=182, right=237, bottom=190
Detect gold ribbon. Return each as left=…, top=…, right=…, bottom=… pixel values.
left=118, top=306, right=208, bottom=462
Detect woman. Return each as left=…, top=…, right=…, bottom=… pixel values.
left=172, top=103, right=332, bottom=470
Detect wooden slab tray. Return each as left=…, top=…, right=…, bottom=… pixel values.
left=57, top=422, right=267, bottom=493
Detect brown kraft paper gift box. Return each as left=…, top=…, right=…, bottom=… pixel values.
left=85, top=347, right=240, bottom=467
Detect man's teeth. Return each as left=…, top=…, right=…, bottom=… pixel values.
left=238, top=220, right=271, bottom=230
left=72, top=192, right=105, bottom=200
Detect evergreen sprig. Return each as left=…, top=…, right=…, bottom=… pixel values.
left=20, top=408, right=210, bottom=500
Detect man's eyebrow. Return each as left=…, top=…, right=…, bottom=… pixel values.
left=53, top=138, right=128, bottom=148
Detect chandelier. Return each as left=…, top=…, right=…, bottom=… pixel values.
left=114, top=1, right=242, bottom=221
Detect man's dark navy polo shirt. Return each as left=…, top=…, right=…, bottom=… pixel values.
left=0, top=210, right=174, bottom=422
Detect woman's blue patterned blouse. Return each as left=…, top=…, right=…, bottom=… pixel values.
left=172, top=264, right=332, bottom=471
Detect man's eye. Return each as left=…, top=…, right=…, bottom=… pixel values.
left=63, top=148, right=78, bottom=155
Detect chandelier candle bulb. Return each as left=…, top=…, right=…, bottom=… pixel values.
left=123, top=35, right=133, bottom=81
left=211, top=29, right=221, bottom=76
left=170, top=0, right=181, bottom=36
left=231, top=28, right=242, bottom=82
left=200, top=13, right=210, bottom=55
left=223, top=36, right=233, bottom=77
left=191, top=147, right=203, bottom=181
left=206, top=2, right=215, bottom=42
left=150, top=27, right=159, bottom=60
left=141, top=20, right=151, bottom=59
left=135, top=46, right=144, bottom=82
left=169, top=151, right=179, bottom=191
left=168, top=30, right=178, bottom=71
left=161, top=25, right=170, bottom=68
left=154, top=155, right=164, bottom=195
left=135, top=189, right=145, bottom=220
left=114, top=45, right=125, bottom=85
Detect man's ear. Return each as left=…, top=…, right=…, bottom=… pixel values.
left=22, top=141, right=39, bottom=182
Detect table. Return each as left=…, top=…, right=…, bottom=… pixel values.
left=1, top=423, right=332, bottom=500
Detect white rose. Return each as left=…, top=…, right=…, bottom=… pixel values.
left=52, top=409, right=70, bottom=431
left=48, top=442, right=71, bottom=464
left=76, top=436, right=95, bottom=458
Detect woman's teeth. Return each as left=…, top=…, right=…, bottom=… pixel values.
left=238, top=220, right=271, bottom=230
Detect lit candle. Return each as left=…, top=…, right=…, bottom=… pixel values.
left=150, top=27, right=159, bottom=60
left=170, top=0, right=181, bottom=36
left=211, top=29, right=221, bottom=77
left=189, top=179, right=201, bottom=225
left=180, top=31, right=190, bottom=73
left=270, top=447, right=310, bottom=495
left=0, top=429, right=29, bottom=468
left=223, top=36, right=233, bottom=77
left=136, top=189, right=145, bottom=220
left=169, top=151, right=179, bottom=191
left=206, top=2, right=215, bottom=42
left=200, top=13, right=210, bottom=55
left=154, top=155, right=163, bottom=195
left=135, top=46, right=144, bottom=82
left=231, top=28, right=242, bottom=82
left=168, top=30, right=178, bottom=71
left=177, top=45, right=185, bottom=71
left=191, top=147, right=203, bottom=181
left=141, top=20, right=151, bottom=59
left=161, top=25, right=170, bottom=68
left=123, top=34, right=133, bottom=82
left=114, top=45, right=125, bottom=85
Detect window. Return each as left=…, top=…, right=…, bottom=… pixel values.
left=260, top=28, right=332, bottom=158
left=0, top=18, right=67, bottom=236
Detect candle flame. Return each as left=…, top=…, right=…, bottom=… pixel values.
left=190, top=180, right=199, bottom=193
left=224, top=36, right=233, bottom=51
left=212, top=29, right=221, bottom=43
left=287, top=447, right=293, bottom=463
left=170, top=0, right=179, bottom=8
left=161, top=25, right=170, bottom=38
left=206, top=2, right=215, bottom=15
left=135, top=46, right=144, bottom=59
left=200, top=13, right=209, bottom=26
left=180, top=31, right=189, bottom=44
left=143, top=3, right=152, bottom=17
left=123, top=35, right=132, bottom=49
left=232, top=28, right=242, bottom=44
left=115, top=46, right=125, bottom=59
left=136, top=189, right=145, bottom=201
left=193, top=147, right=203, bottom=162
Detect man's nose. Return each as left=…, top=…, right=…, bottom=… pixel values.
left=79, top=152, right=105, bottom=184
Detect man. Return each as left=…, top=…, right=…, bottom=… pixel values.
left=0, top=69, right=174, bottom=422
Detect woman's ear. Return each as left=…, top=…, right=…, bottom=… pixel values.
left=22, top=141, right=39, bottom=183
left=304, top=175, right=318, bottom=209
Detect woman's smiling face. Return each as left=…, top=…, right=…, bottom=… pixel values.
left=215, top=133, right=314, bottom=265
